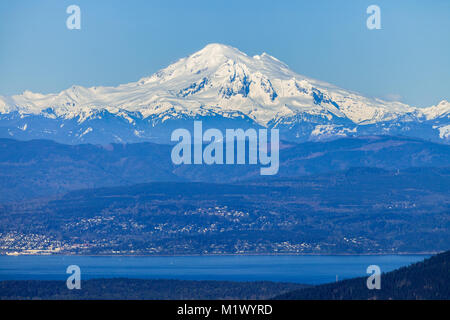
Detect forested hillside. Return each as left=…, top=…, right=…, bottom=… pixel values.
left=275, top=250, right=450, bottom=300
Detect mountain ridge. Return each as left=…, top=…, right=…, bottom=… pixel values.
left=1, top=164, right=449, bottom=255
left=0, top=135, right=449, bottom=202
left=1, top=43, right=449, bottom=144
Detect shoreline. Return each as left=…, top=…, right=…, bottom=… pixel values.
left=0, top=252, right=436, bottom=257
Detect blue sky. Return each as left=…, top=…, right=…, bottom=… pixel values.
left=0, top=0, right=449, bottom=107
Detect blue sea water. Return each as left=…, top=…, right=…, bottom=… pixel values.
left=0, top=254, right=428, bottom=284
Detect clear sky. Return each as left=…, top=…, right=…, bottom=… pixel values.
left=0, top=0, right=449, bottom=107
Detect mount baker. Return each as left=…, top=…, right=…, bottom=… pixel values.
left=0, top=43, right=448, bottom=144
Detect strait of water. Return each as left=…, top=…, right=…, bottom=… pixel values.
left=0, top=254, right=428, bottom=284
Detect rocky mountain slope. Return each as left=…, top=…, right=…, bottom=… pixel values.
left=1, top=44, right=448, bottom=144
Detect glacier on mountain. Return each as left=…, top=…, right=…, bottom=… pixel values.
left=0, top=43, right=448, bottom=144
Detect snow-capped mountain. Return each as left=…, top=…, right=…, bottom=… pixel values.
left=0, top=43, right=449, bottom=144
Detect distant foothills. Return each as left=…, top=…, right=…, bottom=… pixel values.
left=0, top=135, right=448, bottom=255
left=1, top=251, right=448, bottom=300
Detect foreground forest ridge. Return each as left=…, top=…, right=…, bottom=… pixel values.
left=1, top=251, right=448, bottom=300
left=274, top=250, right=450, bottom=300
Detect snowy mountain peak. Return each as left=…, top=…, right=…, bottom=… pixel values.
left=423, top=100, right=450, bottom=120
left=0, top=43, right=449, bottom=144
left=194, top=43, right=248, bottom=59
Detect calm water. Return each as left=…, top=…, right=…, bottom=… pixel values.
left=0, top=255, right=428, bottom=284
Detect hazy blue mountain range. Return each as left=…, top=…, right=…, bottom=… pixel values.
left=1, top=165, right=448, bottom=255
left=0, top=135, right=449, bottom=202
